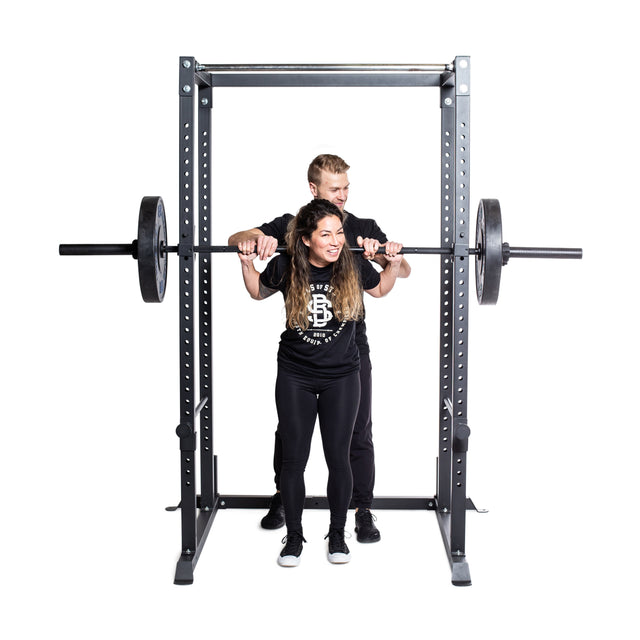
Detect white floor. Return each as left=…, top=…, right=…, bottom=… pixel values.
left=9, top=497, right=631, bottom=639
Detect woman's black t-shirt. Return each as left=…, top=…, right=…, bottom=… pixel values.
left=257, top=211, right=388, bottom=356
left=259, top=254, right=381, bottom=379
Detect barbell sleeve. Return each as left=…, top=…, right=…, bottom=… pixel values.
left=59, top=243, right=136, bottom=256
left=504, top=246, right=583, bottom=259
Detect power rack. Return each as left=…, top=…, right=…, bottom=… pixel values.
left=173, top=56, right=477, bottom=586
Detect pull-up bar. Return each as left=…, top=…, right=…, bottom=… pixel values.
left=195, top=63, right=454, bottom=73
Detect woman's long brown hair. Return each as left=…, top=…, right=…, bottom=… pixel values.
left=284, top=199, right=364, bottom=330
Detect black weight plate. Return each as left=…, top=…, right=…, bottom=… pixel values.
left=475, top=199, right=502, bottom=305
left=137, top=196, right=168, bottom=302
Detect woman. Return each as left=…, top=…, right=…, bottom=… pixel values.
left=238, top=199, right=402, bottom=566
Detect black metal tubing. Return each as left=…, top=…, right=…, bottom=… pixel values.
left=217, top=495, right=439, bottom=510
left=198, top=82, right=215, bottom=513
left=214, top=495, right=484, bottom=512
left=448, top=56, right=471, bottom=576
left=174, top=505, right=219, bottom=585
left=437, top=80, right=455, bottom=522
left=198, top=63, right=452, bottom=72
left=208, top=73, right=445, bottom=88
left=175, top=56, right=199, bottom=585
left=435, top=56, right=472, bottom=586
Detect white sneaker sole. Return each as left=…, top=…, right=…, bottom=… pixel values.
left=328, top=551, right=351, bottom=564
left=278, top=554, right=301, bottom=567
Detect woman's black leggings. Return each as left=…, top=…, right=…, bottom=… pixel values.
left=275, top=368, right=360, bottom=534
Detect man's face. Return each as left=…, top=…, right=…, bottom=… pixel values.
left=310, top=170, right=350, bottom=211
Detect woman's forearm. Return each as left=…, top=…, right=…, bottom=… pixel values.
left=241, top=260, right=262, bottom=299
left=378, top=260, right=401, bottom=296
left=366, top=260, right=401, bottom=298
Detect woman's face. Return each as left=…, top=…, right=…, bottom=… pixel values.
left=303, top=214, right=345, bottom=267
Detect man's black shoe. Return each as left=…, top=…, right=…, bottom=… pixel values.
left=261, top=492, right=285, bottom=530
left=355, top=508, right=381, bottom=543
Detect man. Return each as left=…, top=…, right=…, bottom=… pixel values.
left=228, top=154, right=411, bottom=543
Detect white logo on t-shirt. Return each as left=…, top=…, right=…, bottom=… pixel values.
left=295, top=283, right=346, bottom=346
left=308, top=293, right=333, bottom=327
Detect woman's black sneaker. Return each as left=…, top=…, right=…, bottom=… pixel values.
left=278, top=531, right=305, bottom=567
left=325, top=528, right=351, bottom=564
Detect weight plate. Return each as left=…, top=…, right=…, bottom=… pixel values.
left=475, top=199, right=502, bottom=305
left=137, top=196, right=168, bottom=302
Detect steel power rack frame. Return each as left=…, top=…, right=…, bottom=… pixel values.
left=173, top=56, right=479, bottom=586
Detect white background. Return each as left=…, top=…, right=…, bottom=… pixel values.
left=1, top=1, right=636, bottom=638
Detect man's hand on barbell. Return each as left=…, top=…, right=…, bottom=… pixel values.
left=357, top=235, right=381, bottom=260
left=254, top=235, right=278, bottom=260
left=382, top=240, right=403, bottom=258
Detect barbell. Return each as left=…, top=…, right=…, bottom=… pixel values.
left=59, top=196, right=582, bottom=304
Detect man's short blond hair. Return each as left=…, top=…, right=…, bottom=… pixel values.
left=307, top=154, right=350, bottom=185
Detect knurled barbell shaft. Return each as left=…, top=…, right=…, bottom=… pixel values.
left=162, top=245, right=454, bottom=255
left=59, top=243, right=451, bottom=256
left=59, top=244, right=448, bottom=255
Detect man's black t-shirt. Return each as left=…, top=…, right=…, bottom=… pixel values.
left=259, top=254, right=380, bottom=379
left=257, top=211, right=388, bottom=354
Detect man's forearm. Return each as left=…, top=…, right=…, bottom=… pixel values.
left=378, top=261, right=401, bottom=296
left=228, top=228, right=265, bottom=245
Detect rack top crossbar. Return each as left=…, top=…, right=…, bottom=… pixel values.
left=196, top=63, right=453, bottom=73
